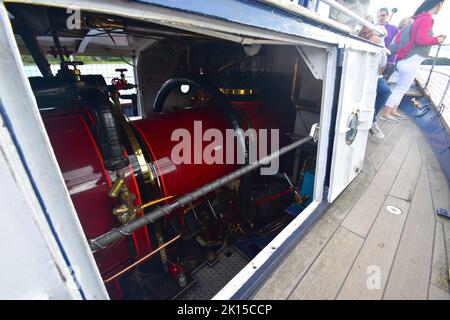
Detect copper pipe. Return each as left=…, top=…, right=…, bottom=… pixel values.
left=140, top=195, right=174, bottom=210
left=217, top=57, right=244, bottom=73
left=103, top=234, right=181, bottom=284
left=291, top=56, right=300, bottom=102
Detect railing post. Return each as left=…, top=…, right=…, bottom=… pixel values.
left=425, top=44, right=441, bottom=88
left=438, top=76, right=450, bottom=114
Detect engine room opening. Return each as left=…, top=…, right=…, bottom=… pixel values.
left=8, top=3, right=327, bottom=300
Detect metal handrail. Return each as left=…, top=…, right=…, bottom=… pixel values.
left=425, top=44, right=442, bottom=87
left=316, top=0, right=387, bottom=36
left=417, top=68, right=450, bottom=78
left=438, top=78, right=450, bottom=114
left=419, top=43, right=450, bottom=117
left=265, top=0, right=386, bottom=36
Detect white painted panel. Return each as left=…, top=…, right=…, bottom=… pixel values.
left=0, top=121, right=74, bottom=299
left=0, top=3, right=108, bottom=299
left=328, top=45, right=380, bottom=202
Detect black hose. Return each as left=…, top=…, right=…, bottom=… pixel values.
left=153, top=75, right=247, bottom=157
left=31, top=76, right=129, bottom=171
left=153, top=76, right=251, bottom=212
left=82, top=89, right=129, bottom=171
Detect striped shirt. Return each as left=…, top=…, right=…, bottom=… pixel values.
left=405, top=29, right=434, bottom=59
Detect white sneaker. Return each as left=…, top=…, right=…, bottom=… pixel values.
left=369, top=122, right=385, bottom=139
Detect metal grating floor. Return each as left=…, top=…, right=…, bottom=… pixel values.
left=177, top=246, right=250, bottom=300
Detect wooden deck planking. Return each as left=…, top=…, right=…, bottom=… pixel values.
left=341, top=128, right=413, bottom=238
left=365, top=121, right=397, bottom=160
left=383, top=166, right=435, bottom=300
left=431, top=221, right=449, bottom=292
left=253, top=171, right=374, bottom=300
left=288, top=227, right=364, bottom=300
left=337, top=196, right=411, bottom=300
left=254, top=118, right=450, bottom=300
left=364, top=122, right=405, bottom=171
left=427, top=169, right=450, bottom=293
left=389, top=142, right=422, bottom=202
left=428, top=284, right=450, bottom=300
left=417, top=135, right=442, bottom=173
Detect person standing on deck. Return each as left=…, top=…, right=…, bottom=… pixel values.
left=377, top=8, right=399, bottom=81
left=381, top=0, right=446, bottom=123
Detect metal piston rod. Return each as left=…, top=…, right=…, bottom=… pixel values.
left=89, top=124, right=319, bottom=252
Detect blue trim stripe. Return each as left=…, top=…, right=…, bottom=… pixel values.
left=0, top=99, right=86, bottom=300
left=400, top=97, right=450, bottom=187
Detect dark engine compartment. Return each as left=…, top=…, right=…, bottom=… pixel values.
left=8, top=3, right=323, bottom=300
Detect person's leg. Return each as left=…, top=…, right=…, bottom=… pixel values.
left=370, top=77, right=390, bottom=139
left=383, top=63, right=396, bottom=81
left=374, top=77, right=391, bottom=123
left=383, top=55, right=424, bottom=118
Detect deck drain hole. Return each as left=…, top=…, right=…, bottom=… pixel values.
left=386, top=205, right=402, bottom=215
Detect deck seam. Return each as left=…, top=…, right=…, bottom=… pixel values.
left=389, top=194, right=412, bottom=203
left=333, top=226, right=369, bottom=299
left=427, top=221, right=438, bottom=299
left=338, top=225, right=366, bottom=240
left=441, top=224, right=450, bottom=294
left=425, top=149, right=437, bottom=299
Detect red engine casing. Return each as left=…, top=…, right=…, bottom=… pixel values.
left=42, top=100, right=280, bottom=299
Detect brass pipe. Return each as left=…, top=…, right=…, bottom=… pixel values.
left=103, top=234, right=181, bottom=284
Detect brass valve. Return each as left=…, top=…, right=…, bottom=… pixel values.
left=109, top=175, right=174, bottom=225
left=109, top=176, right=136, bottom=225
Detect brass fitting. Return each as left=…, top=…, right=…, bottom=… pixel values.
left=110, top=175, right=174, bottom=225
left=109, top=176, right=137, bottom=224
left=109, top=177, right=125, bottom=198
left=87, top=16, right=124, bottom=29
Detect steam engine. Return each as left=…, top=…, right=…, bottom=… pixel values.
left=30, top=65, right=307, bottom=299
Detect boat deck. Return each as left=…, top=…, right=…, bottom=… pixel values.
left=254, top=117, right=450, bottom=300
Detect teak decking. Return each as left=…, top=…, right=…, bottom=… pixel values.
left=254, top=119, right=450, bottom=300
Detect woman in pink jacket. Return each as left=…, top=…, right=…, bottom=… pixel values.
left=381, top=0, right=446, bottom=122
